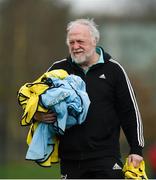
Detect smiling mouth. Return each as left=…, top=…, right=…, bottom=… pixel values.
left=73, top=51, right=84, bottom=56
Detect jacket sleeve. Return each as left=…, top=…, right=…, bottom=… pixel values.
left=113, top=60, right=144, bottom=156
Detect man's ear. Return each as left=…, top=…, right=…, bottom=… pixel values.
left=92, top=38, right=97, bottom=47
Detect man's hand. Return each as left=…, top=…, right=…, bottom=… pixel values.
left=34, top=111, right=57, bottom=124
left=128, top=154, right=143, bottom=168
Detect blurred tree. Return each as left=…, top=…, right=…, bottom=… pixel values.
left=0, top=0, right=69, bottom=165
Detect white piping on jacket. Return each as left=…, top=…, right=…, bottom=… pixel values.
left=47, top=59, right=67, bottom=72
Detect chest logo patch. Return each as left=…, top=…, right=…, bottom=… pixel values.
left=99, top=74, right=106, bottom=79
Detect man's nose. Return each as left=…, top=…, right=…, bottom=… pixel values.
left=72, top=42, right=80, bottom=49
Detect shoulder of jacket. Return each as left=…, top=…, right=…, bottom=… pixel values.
left=52, top=58, right=68, bottom=65
left=108, top=58, right=125, bottom=71
left=109, top=58, right=129, bottom=79
left=47, top=58, right=68, bottom=72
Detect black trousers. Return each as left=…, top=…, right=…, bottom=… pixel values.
left=60, top=156, right=124, bottom=179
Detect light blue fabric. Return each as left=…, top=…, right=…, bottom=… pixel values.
left=41, top=74, right=90, bottom=133
left=26, top=74, right=90, bottom=163
left=26, top=123, right=55, bottom=162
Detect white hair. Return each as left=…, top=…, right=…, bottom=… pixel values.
left=66, top=18, right=100, bottom=45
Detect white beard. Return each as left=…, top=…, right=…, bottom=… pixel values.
left=71, top=48, right=95, bottom=65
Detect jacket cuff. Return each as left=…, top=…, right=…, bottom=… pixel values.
left=129, top=146, right=143, bottom=156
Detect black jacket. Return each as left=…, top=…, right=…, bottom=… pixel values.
left=48, top=47, right=144, bottom=160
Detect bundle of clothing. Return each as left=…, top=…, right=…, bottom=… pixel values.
left=17, top=69, right=90, bottom=167
left=123, top=158, right=148, bottom=179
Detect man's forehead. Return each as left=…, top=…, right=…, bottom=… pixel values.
left=67, top=32, right=91, bottom=42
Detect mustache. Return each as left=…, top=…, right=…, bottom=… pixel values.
left=72, top=49, right=84, bottom=53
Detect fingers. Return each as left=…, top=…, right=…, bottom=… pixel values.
left=34, top=111, right=57, bottom=123
left=132, top=159, right=140, bottom=168
left=128, top=154, right=143, bottom=168
left=128, top=155, right=132, bottom=165
left=40, top=113, right=57, bottom=123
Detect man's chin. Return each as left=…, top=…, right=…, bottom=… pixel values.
left=71, top=55, right=85, bottom=63
left=74, top=58, right=86, bottom=65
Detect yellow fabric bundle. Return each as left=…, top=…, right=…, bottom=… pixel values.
left=123, top=158, right=148, bottom=179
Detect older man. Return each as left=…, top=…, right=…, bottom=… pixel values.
left=34, top=19, right=144, bottom=179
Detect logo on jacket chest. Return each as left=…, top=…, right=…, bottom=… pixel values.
left=99, top=74, right=106, bottom=79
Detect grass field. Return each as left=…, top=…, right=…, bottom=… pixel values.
left=0, top=162, right=60, bottom=179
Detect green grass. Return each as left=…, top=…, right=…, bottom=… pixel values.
left=0, top=161, right=60, bottom=179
